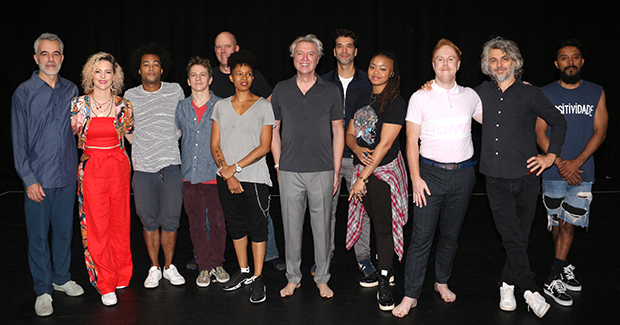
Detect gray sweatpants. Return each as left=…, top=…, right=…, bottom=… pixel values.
left=280, top=170, right=333, bottom=285
left=330, top=157, right=371, bottom=262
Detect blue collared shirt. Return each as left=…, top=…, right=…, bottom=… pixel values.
left=11, top=71, right=79, bottom=188
left=175, top=92, right=222, bottom=183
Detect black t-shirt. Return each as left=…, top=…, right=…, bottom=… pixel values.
left=210, top=66, right=273, bottom=98
left=351, top=90, right=406, bottom=166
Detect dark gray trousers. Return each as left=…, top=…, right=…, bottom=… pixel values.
left=404, top=163, right=475, bottom=298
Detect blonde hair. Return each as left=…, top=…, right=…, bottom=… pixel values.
left=81, top=52, right=124, bottom=95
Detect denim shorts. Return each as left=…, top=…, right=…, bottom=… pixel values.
left=542, top=180, right=592, bottom=229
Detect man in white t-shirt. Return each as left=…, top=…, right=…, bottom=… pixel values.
left=125, top=43, right=186, bottom=289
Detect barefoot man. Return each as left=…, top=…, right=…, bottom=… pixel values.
left=271, top=34, right=344, bottom=299
left=393, top=39, right=482, bottom=317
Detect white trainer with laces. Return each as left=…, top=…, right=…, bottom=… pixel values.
left=144, top=266, right=162, bottom=288
left=524, top=290, right=550, bottom=318
left=163, top=264, right=186, bottom=285
left=499, top=282, right=516, bottom=311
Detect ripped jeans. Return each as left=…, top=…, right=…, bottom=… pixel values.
left=542, top=180, right=592, bottom=230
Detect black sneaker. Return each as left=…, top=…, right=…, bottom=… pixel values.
left=223, top=271, right=253, bottom=291
left=544, top=276, right=573, bottom=307
left=560, top=264, right=582, bottom=292
left=377, top=273, right=395, bottom=311
left=359, top=271, right=395, bottom=288
left=249, top=275, right=266, bottom=304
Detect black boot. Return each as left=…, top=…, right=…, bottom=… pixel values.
left=377, top=272, right=394, bottom=311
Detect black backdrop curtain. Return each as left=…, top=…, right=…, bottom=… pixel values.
left=1, top=0, right=617, bottom=184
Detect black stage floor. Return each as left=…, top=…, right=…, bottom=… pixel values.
left=2, top=178, right=618, bottom=324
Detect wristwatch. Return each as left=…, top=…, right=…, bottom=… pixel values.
left=235, top=162, right=242, bottom=173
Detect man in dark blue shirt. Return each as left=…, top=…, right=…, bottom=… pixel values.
left=320, top=28, right=374, bottom=280
left=536, top=39, right=608, bottom=307
left=11, top=33, right=84, bottom=317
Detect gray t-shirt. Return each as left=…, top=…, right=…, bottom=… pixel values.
left=211, top=97, right=275, bottom=186
left=125, top=82, right=184, bottom=173
left=271, top=75, right=344, bottom=172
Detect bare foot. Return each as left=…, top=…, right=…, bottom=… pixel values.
left=434, top=282, right=456, bottom=302
left=392, top=296, right=417, bottom=318
left=280, top=283, right=301, bottom=297
left=317, top=283, right=333, bottom=298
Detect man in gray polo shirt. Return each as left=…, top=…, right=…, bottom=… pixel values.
left=271, top=34, right=344, bottom=299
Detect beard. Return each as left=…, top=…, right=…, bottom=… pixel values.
left=38, top=61, right=61, bottom=76
left=560, top=66, right=582, bottom=84
left=492, top=65, right=515, bottom=82
left=336, top=54, right=354, bottom=66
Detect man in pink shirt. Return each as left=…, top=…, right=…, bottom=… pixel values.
left=393, top=39, right=482, bottom=317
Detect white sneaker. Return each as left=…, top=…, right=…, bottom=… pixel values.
left=499, top=282, right=516, bottom=311
left=163, top=264, right=185, bottom=285
left=101, top=292, right=117, bottom=306
left=144, top=266, right=162, bottom=288
left=53, top=280, right=84, bottom=296
left=34, top=293, right=53, bottom=316
left=524, top=290, right=550, bottom=318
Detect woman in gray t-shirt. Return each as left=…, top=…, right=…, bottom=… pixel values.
left=210, top=50, right=275, bottom=304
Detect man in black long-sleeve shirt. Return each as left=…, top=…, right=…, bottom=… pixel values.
left=475, top=37, right=567, bottom=319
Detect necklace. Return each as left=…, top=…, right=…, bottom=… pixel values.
left=368, top=92, right=378, bottom=106
left=92, top=94, right=113, bottom=117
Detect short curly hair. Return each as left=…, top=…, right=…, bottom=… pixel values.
left=227, top=49, right=256, bottom=72
left=81, top=52, right=124, bottom=95
left=130, top=42, right=172, bottom=81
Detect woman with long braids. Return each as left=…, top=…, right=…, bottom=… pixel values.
left=345, top=51, right=408, bottom=311
left=71, top=52, right=133, bottom=307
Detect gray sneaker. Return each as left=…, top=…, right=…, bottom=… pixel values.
left=210, top=266, right=230, bottom=283
left=53, top=280, right=84, bottom=296
left=196, top=270, right=211, bottom=287
left=35, top=293, right=53, bottom=317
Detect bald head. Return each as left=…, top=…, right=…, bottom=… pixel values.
left=214, top=31, right=240, bottom=69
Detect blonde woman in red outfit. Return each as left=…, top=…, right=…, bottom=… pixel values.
left=71, top=52, right=133, bottom=306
